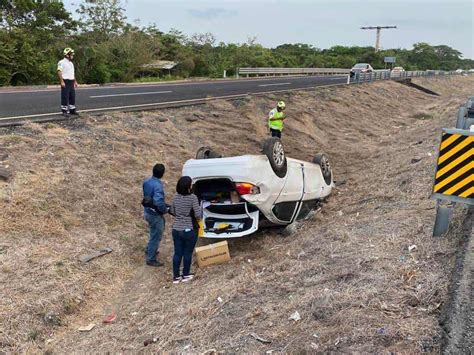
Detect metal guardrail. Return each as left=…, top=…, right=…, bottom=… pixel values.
left=352, top=70, right=391, bottom=83
left=455, top=96, right=474, bottom=131
left=353, top=69, right=461, bottom=83
left=238, top=67, right=464, bottom=82
left=390, top=70, right=459, bottom=79
left=238, top=67, right=350, bottom=77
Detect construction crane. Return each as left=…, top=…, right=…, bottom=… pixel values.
left=360, top=26, right=397, bottom=52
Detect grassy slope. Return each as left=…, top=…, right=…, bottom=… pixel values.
left=0, top=76, right=472, bottom=352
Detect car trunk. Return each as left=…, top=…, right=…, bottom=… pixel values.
left=193, top=178, right=259, bottom=238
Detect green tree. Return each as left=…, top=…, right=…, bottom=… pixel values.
left=433, top=45, right=462, bottom=70
left=77, top=0, right=126, bottom=41
left=0, top=0, right=75, bottom=85
left=409, top=42, right=439, bottom=70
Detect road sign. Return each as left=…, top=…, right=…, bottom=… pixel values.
left=384, top=57, right=396, bottom=63
left=431, top=128, right=473, bottom=205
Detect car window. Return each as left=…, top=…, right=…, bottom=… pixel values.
left=296, top=200, right=318, bottom=221
left=272, top=201, right=298, bottom=222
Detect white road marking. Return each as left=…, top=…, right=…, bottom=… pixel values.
left=0, top=82, right=350, bottom=122
left=258, top=82, right=291, bottom=87
left=90, top=90, right=172, bottom=98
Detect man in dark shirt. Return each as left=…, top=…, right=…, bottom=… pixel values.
left=143, top=164, right=167, bottom=267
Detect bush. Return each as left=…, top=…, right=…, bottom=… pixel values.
left=0, top=68, right=10, bottom=86
left=176, top=58, right=195, bottom=77
left=108, top=68, right=126, bottom=82
left=84, top=63, right=111, bottom=84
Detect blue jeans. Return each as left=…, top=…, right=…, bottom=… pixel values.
left=145, top=213, right=165, bottom=263
left=172, top=229, right=198, bottom=278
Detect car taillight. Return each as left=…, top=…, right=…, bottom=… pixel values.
left=235, top=182, right=260, bottom=195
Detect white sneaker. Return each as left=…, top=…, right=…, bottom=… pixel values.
left=182, top=274, right=194, bottom=282
left=172, top=276, right=182, bottom=284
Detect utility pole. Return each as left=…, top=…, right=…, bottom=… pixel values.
left=360, top=26, right=397, bottom=52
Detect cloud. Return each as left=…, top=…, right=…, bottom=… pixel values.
left=188, top=8, right=238, bottom=20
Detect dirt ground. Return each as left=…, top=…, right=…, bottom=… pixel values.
left=0, top=76, right=473, bottom=353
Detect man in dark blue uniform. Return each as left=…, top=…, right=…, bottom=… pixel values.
left=143, top=164, right=168, bottom=266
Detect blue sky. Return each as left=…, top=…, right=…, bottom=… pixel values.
left=65, top=0, right=474, bottom=59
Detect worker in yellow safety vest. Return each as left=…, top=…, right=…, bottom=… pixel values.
left=268, top=101, right=286, bottom=138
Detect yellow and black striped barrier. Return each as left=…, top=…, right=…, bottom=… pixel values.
left=432, top=128, right=473, bottom=205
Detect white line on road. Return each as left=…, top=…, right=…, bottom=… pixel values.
left=90, top=90, right=173, bottom=98
left=258, top=82, right=291, bottom=87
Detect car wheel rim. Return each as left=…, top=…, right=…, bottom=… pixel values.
left=321, top=157, right=331, bottom=176
left=273, top=142, right=285, bottom=167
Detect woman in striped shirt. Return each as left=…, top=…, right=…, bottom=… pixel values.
left=169, top=176, right=202, bottom=284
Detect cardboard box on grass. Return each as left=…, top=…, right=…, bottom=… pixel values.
left=195, top=241, right=231, bottom=268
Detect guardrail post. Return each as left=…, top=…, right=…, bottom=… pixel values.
left=456, top=106, right=467, bottom=129
left=433, top=201, right=454, bottom=237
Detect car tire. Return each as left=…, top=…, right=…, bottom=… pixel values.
left=196, top=146, right=222, bottom=159
left=313, top=153, right=332, bottom=185
left=262, top=138, right=287, bottom=178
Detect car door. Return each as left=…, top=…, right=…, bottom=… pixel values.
left=295, top=162, right=326, bottom=220
left=272, top=160, right=304, bottom=223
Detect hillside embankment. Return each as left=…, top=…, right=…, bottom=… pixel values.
left=0, top=75, right=473, bottom=352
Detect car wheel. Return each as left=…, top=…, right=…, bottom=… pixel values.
left=263, top=138, right=287, bottom=178
left=313, top=153, right=332, bottom=185
left=196, top=146, right=222, bottom=159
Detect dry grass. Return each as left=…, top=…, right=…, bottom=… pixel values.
left=0, top=76, right=473, bottom=352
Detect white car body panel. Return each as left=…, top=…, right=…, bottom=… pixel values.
left=182, top=153, right=333, bottom=238
left=201, top=207, right=260, bottom=238
left=275, top=160, right=304, bottom=204
left=302, top=160, right=332, bottom=200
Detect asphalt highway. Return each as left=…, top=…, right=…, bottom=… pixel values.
left=0, top=75, right=349, bottom=123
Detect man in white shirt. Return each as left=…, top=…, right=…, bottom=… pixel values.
left=57, top=48, right=78, bottom=117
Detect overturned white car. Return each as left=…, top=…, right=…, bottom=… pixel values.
left=182, top=138, right=334, bottom=238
